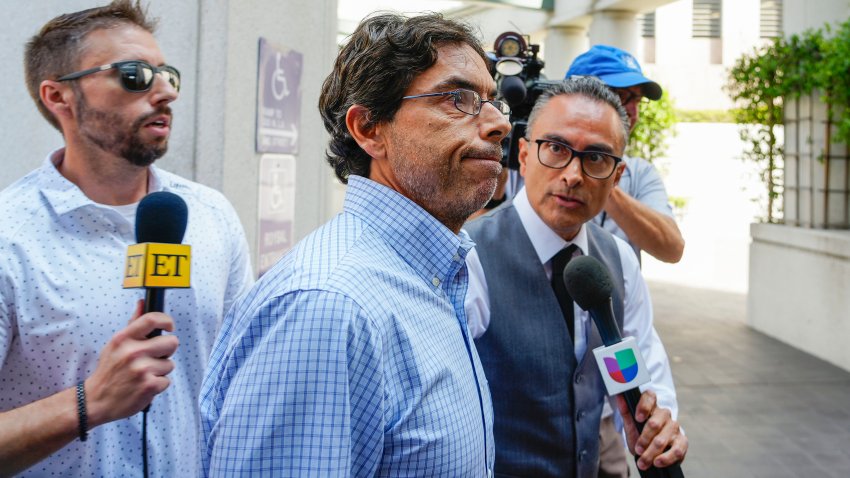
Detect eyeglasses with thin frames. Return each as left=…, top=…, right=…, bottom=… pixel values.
left=531, top=138, right=622, bottom=179
left=401, top=88, right=511, bottom=116
left=57, top=60, right=181, bottom=93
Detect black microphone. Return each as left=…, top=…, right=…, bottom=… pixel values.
left=563, top=255, right=620, bottom=345
left=133, top=191, right=189, bottom=337
left=499, top=74, right=527, bottom=108
left=564, top=255, right=685, bottom=478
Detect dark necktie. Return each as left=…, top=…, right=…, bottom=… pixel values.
left=550, top=244, right=579, bottom=341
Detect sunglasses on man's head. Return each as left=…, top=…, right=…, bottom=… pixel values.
left=57, top=60, right=181, bottom=93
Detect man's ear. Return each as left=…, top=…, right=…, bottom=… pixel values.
left=345, top=104, right=386, bottom=160
left=612, top=161, right=626, bottom=187
left=40, top=80, right=75, bottom=125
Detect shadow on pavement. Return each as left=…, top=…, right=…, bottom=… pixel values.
left=628, top=281, right=850, bottom=478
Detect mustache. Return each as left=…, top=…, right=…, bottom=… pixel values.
left=133, top=106, right=173, bottom=129
left=551, top=189, right=587, bottom=203
left=461, top=144, right=504, bottom=160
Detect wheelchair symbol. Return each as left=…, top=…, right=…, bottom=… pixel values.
left=271, top=52, right=290, bottom=101
left=270, top=169, right=285, bottom=211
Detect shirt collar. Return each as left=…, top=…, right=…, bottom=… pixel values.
left=343, top=175, right=473, bottom=284
left=513, top=185, right=589, bottom=264
left=38, top=148, right=165, bottom=216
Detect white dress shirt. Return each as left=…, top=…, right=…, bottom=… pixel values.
left=465, top=187, right=678, bottom=420
left=0, top=149, right=254, bottom=476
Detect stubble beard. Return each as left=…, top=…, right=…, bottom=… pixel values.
left=77, top=95, right=170, bottom=168
left=390, top=135, right=499, bottom=231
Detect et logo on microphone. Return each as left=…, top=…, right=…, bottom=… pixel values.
left=123, top=243, right=191, bottom=289
left=592, top=337, right=651, bottom=395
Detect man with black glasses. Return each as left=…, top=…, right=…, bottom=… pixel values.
left=567, top=45, right=685, bottom=477
left=567, top=45, right=685, bottom=265
left=200, top=11, right=510, bottom=477
left=0, top=2, right=252, bottom=475
left=465, top=77, right=687, bottom=477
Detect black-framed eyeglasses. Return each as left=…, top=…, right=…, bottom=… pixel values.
left=57, top=60, right=181, bottom=93
left=611, top=87, right=642, bottom=106
left=532, top=139, right=622, bottom=179
left=401, top=88, right=511, bottom=116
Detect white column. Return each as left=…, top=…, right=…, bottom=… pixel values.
left=587, top=9, right=640, bottom=53
left=542, top=25, right=589, bottom=79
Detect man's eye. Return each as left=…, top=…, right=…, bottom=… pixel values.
left=585, top=152, right=606, bottom=164
left=549, top=143, right=567, bottom=155
left=443, top=92, right=464, bottom=107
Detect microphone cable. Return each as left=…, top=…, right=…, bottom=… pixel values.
left=142, top=411, right=150, bottom=478
left=129, top=191, right=189, bottom=478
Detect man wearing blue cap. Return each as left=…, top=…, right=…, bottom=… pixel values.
left=567, top=45, right=684, bottom=265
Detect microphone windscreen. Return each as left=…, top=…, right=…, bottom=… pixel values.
left=136, top=191, right=188, bottom=244
left=500, top=75, right=527, bottom=108
left=563, top=255, right=614, bottom=310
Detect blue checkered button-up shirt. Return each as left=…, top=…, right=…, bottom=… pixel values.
left=200, top=176, right=494, bottom=477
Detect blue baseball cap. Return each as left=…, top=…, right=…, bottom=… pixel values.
left=566, top=45, right=662, bottom=101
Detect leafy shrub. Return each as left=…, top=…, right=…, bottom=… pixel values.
left=627, top=91, right=677, bottom=163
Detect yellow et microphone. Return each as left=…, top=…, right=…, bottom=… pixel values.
left=123, top=191, right=191, bottom=338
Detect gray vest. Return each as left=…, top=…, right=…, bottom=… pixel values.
left=466, top=203, right=625, bottom=478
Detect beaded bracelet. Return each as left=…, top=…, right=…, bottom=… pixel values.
left=76, top=381, right=88, bottom=442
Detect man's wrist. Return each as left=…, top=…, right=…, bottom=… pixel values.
left=76, top=381, right=88, bottom=441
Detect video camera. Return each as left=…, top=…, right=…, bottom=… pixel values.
left=490, top=32, right=560, bottom=169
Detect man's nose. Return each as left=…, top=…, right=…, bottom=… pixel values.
left=149, top=72, right=178, bottom=105
left=479, top=102, right=511, bottom=141
left=561, top=156, right=584, bottom=187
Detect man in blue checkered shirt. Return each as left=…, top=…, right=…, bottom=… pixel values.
left=200, top=12, right=512, bottom=477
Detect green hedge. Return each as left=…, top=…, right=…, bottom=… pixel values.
left=675, top=110, right=734, bottom=123
left=724, top=18, right=850, bottom=223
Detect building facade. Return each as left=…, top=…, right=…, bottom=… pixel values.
left=748, top=0, right=850, bottom=373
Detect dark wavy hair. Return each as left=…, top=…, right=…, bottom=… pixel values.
left=319, top=12, right=486, bottom=183
left=24, top=0, right=156, bottom=131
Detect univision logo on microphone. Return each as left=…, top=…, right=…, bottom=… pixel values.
left=123, top=243, right=191, bottom=289
left=604, top=349, right=639, bottom=384
left=592, top=336, right=651, bottom=395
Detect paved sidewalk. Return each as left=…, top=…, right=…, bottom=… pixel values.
left=633, top=281, right=850, bottom=477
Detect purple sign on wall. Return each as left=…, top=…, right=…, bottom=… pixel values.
left=257, top=154, right=296, bottom=276
left=256, top=37, right=302, bottom=154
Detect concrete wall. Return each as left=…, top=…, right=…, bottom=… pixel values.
left=749, top=224, right=850, bottom=372
left=641, top=122, right=764, bottom=294
left=784, top=0, right=850, bottom=35
left=643, top=0, right=761, bottom=111
left=1, top=1, right=339, bottom=271
left=745, top=0, right=850, bottom=374
left=201, top=0, right=340, bottom=261
left=446, top=0, right=675, bottom=80
left=455, top=7, right=549, bottom=54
